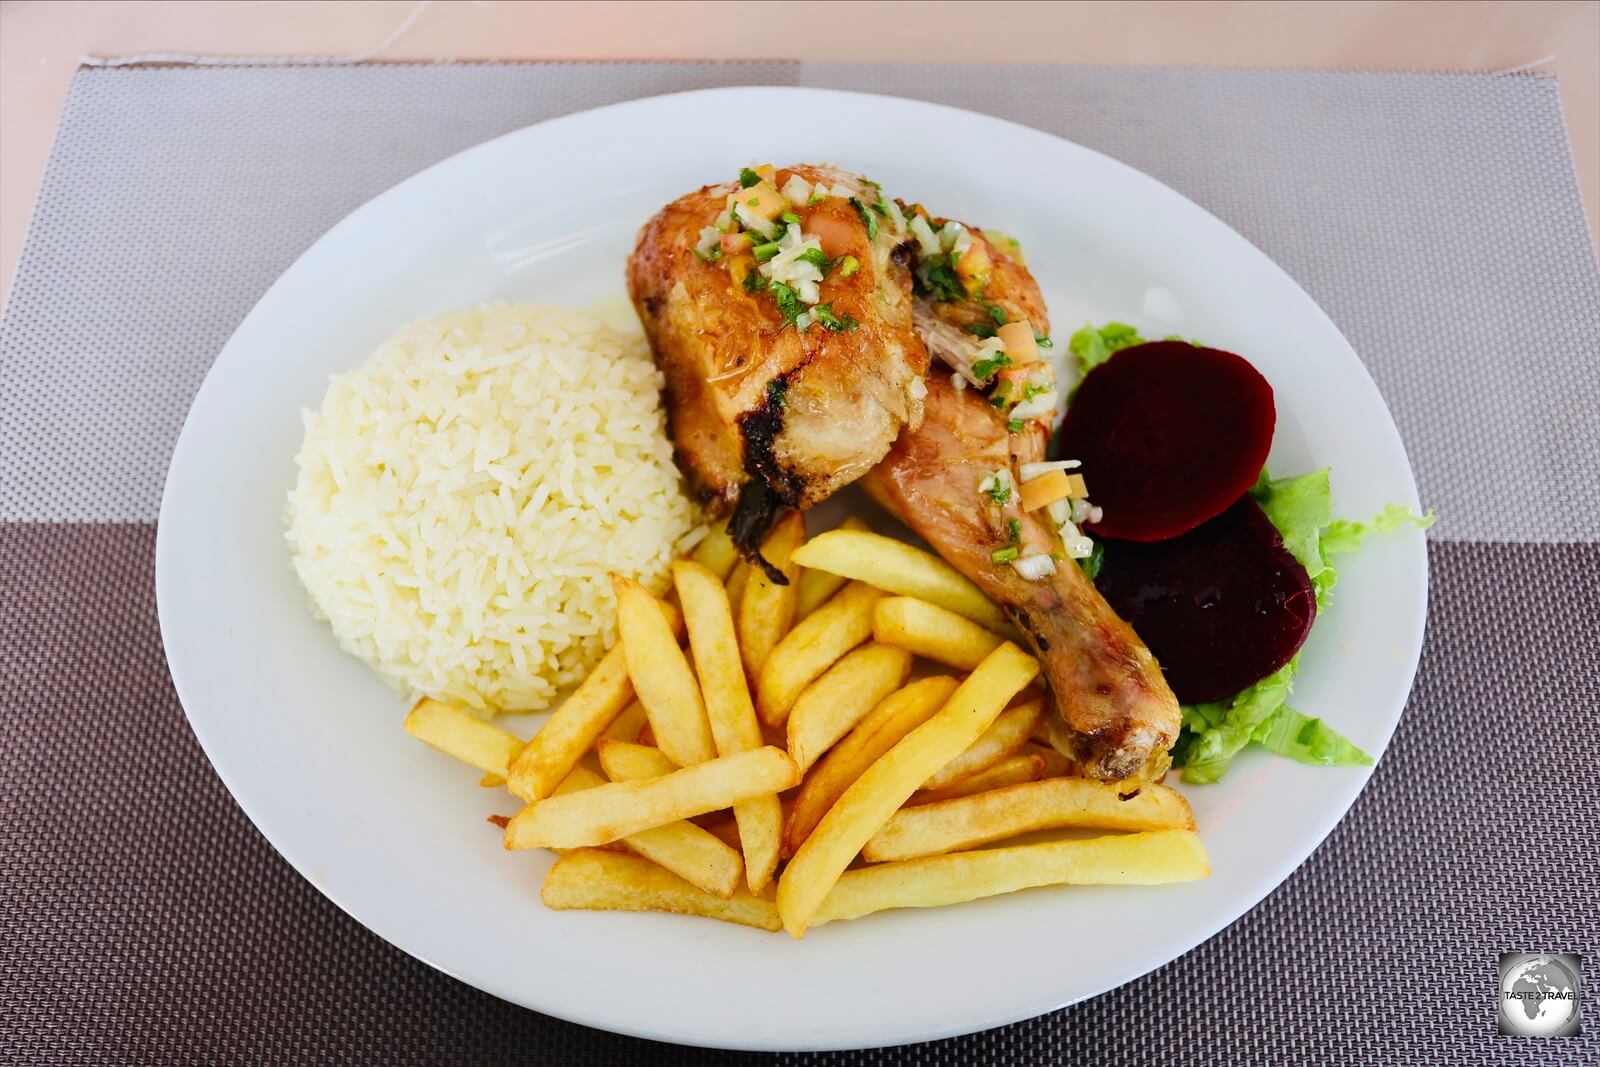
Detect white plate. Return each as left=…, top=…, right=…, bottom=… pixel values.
left=156, top=87, right=1427, bottom=1051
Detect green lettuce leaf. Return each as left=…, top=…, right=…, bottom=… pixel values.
left=1174, top=661, right=1296, bottom=783
left=1251, top=468, right=1335, bottom=606
left=1322, top=503, right=1435, bottom=556
left=1249, top=706, right=1373, bottom=767
left=1068, top=322, right=1145, bottom=377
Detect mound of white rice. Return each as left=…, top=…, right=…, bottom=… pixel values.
left=285, top=302, right=700, bottom=713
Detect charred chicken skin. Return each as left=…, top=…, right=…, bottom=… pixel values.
left=627, top=165, right=927, bottom=578
left=868, top=224, right=1181, bottom=787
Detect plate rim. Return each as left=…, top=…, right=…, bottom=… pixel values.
left=156, top=83, right=1428, bottom=1051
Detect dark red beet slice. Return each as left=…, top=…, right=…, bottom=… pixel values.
left=1060, top=341, right=1274, bottom=541
left=1094, top=495, right=1315, bottom=703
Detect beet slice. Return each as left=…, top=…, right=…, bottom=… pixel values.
left=1094, top=495, right=1315, bottom=704
left=1060, top=341, right=1275, bottom=541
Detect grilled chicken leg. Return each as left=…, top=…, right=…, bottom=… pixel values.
left=865, top=373, right=1181, bottom=786
left=628, top=165, right=927, bottom=577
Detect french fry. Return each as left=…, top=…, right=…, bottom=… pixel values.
left=811, top=830, right=1210, bottom=927
left=596, top=739, right=678, bottom=780
left=1022, top=741, right=1078, bottom=778
left=614, top=575, right=716, bottom=767
left=675, top=558, right=783, bottom=893
left=785, top=643, right=912, bottom=773
left=776, top=642, right=1039, bottom=937
left=756, top=581, right=884, bottom=728
left=795, top=516, right=871, bottom=617
left=600, top=700, right=650, bottom=743
left=479, top=773, right=507, bottom=788
left=404, top=698, right=524, bottom=776
left=873, top=596, right=1004, bottom=671
left=578, top=746, right=745, bottom=897
left=542, top=849, right=781, bottom=932
left=790, top=529, right=1015, bottom=636
left=725, top=560, right=751, bottom=617
left=688, top=517, right=739, bottom=580
left=921, top=698, right=1043, bottom=790
left=910, top=751, right=1045, bottom=805
left=784, top=676, right=960, bottom=857
left=863, top=777, right=1197, bottom=863
left=506, top=600, right=682, bottom=802
left=505, top=747, right=799, bottom=850
left=737, top=511, right=806, bottom=681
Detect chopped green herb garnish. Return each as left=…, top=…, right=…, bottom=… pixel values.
left=807, top=191, right=826, bottom=205
left=739, top=167, right=762, bottom=188
left=913, top=253, right=963, bottom=303
left=870, top=197, right=891, bottom=217
left=692, top=247, right=721, bottom=263
left=752, top=241, right=782, bottom=262
left=765, top=378, right=788, bottom=409
left=769, top=281, right=805, bottom=328
left=1035, top=333, right=1053, bottom=349
left=810, top=303, right=860, bottom=333
left=1007, top=518, right=1022, bottom=542
left=834, top=254, right=860, bottom=278
left=982, top=479, right=1011, bottom=505
left=987, top=304, right=1007, bottom=325
left=971, top=352, right=1013, bottom=381
left=799, top=247, right=830, bottom=271
left=990, top=546, right=1020, bottom=563
left=742, top=270, right=767, bottom=294
left=1008, top=418, right=1025, bottom=433
left=1021, top=382, right=1050, bottom=402
left=963, top=323, right=998, bottom=338
left=780, top=210, right=802, bottom=226
left=989, top=394, right=1009, bottom=409
left=850, top=197, right=879, bottom=241
left=1076, top=541, right=1104, bottom=581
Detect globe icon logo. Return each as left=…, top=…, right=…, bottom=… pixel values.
left=1499, top=954, right=1581, bottom=1037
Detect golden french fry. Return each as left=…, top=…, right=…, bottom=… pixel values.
left=614, top=575, right=716, bottom=767
left=582, top=744, right=744, bottom=897
left=506, top=600, right=683, bottom=802
left=812, top=830, right=1210, bottom=927
left=863, top=776, right=1197, bottom=863
left=688, top=517, right=739, bottom=580
left=910, top=751, right=1045, bottom=805
left=790, top=529, right=1015, bottom=636
left=674, top=558, right=783, bottom=893
left=725, top=559, right=751, bottom=617
left=776, top=642, right=1039, bottom=937
left=786, top=643, right=912, bottom=773
left=404, top=698, right=524, bottom=776
left=737, top=511, right=806, bottom=682
left=596, top=739, right=679, bottom=780
left=505, top=746, right=799, bottom=850
left=922, top=698, right=1043, bottom=790
left=479, top=773, right=507, bottom=788
left=784, top=676, right=960, bottom=857
left=795, top=516, right=872, bottom=617
left=756, top=581, right=884, bottom=728
left=1022, top=741, right=1078, bottom=778
left=873, top=596, right=1005, bottom=671
left=600, top=700, right=649, bottom=744
left=542, top=849, right=780, bottom=932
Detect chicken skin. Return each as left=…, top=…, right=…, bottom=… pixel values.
left=865, top=373, right=1181, bottom=787
left=627, top=164, right=927, bottom=577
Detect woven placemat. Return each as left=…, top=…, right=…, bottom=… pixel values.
left=2, top=62, right=1597, bottom=1064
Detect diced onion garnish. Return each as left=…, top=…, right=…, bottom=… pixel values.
left=1018, top=459, right=1082, bottom=482
left=1057, top=520, right=1095, bottom=559
left=794, top=311, right=814, bottom=332
left=1046, top=498, right=1072, bottom=526
left=715, top=209, right=735, bottom=232
left=883, top=198, right=907, bottom=234
left=977, top=467, right=1015, bottom=504
left=908, top=215, right=942, bottom=257
left=1010, top=552, right=1058, bottom=581
left=781, top=175, right=814, bottom=207
left=758, top=223, right=827, bottom=305
left=1070, top=497, right=1093, bottom=524
left=938, top=221, right=973, bottom=261
left=907, top=376, right=927, bottom=402
left=1009, top=388, right=1060, bottom=421
left=693, top=226, right=722, bottom=260
left=734, top=203, right=778, bottom=239
left=951, top=372, right=968, bottom=392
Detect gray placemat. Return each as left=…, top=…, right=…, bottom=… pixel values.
left=2, top=62, right=1597, bottom=1064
